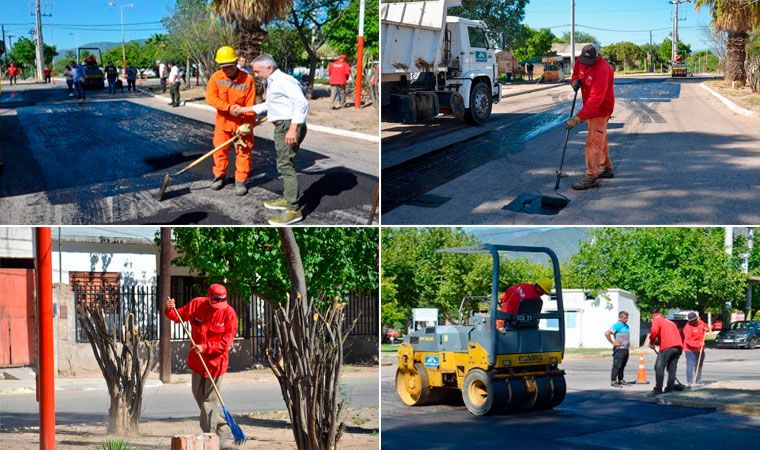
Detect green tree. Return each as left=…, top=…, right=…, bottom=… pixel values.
left=658, top=38, right=692, bottom=63
left=8, top=37, right=57, bottom=70
left=261, top=22, right=307, bottom=72
left=449, top=0, right=529, bottom=49
left=686, top=50, right=720, bottom=72
left=567, top=228, right=747, bottom=316
left=381, top=228, right=552, bottom=324
left=555, top=31, right=599, bottom=44
left=324, top=0, right=379, bottom=58
left=511, top=26, right=557, bottom=62
left=603, top=41, right=646, bottom=70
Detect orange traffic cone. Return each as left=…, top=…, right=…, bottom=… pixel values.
left=636, top=353, right=650, bottom=384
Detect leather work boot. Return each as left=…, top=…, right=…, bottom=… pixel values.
left=211, top=176, right=225, bottom=190
left=268, top=209, right=303, bottom=225
left=599, top=168, right=615, bottom=179
left=571, top=177, right=598, bottom=190
left=235, top=182, right=248, bottom=196
left=263, top=198, right=289, bottom=210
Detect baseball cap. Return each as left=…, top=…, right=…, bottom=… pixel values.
left=208, top=284, right=229, bottom=309
left=579, top=43, right=600, bottom=66
left=687, top=311, right=698, bottom=321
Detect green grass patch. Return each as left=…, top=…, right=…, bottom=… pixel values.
left=564, top=347, right=609, bottom=355
left=381, top=343, right=400, bottom=353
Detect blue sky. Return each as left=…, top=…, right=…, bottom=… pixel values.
left=2, top=0, right=716, bottom=52
left=2, top=0, right=173, bottom=50
left=523, top=0, right=714, bottom=50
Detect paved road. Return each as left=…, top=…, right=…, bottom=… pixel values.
left=0, top=82, right=378, bottom=224
left=381, top=348, right=760, bottom=449
left=0, top=374, right=377, bottom=429
left=381, top=75, right=760, bottom=225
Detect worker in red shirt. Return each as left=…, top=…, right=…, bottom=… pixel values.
left=164, top=284, right=237, bottom=442
left=6, top=63, right=20, bottom=85
left=43, top=66, right=52, bottom=83
left=327, top=54, right=351, bottom=109
left=683, top=311, right=709, bottom=387
left=648, top=312, right=683, bottom=396
left=497, top=278, right=553, bottom=331
left=566, top=43, right=616, bottom=191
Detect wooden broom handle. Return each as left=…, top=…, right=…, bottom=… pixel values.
left=172, top=305, right=226, bottom=407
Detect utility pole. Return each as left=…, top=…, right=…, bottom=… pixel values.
left=670, top=0, right=690, bottom=64
left=159, top=227, right=172, bottom=384
left=649, top=29, right=654, bottom=72
left=570, top=0, right=576, bottom=70
left=355, top=0, right=365, bottom=108
left=34, top=0, right=45, bottom=80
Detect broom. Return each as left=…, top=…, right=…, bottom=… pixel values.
left=172, top=306, right=248, bottom=445
left=155, top=117, right=267, bottom=201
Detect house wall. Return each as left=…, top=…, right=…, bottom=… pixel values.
left=542, top=289, right=641, bottom=349
left=0, top=227, right=33, bottom=258
left=52, top=240, right=157, bottom=287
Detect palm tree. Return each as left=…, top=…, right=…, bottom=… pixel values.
left=209, top=0, right=291, bottom=59
left=694, top=0, right=760, bottom=83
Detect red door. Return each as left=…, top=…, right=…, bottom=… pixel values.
left=0, top=268, right=36, bottom=367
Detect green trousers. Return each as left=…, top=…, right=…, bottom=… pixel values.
left=191, top=372, right=230, bottom=441
left=274, top=120, right=308, bottom=210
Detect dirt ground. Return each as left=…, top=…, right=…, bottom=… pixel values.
left=0, top=407, right=378, bottom=450
left=706, top=79, right=760, bottom=114
left=143, top=83, right=379, bottom=135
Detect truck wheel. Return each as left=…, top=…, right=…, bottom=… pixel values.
left=396, top=362, right=431, bottom=406
left=462, top=369, right=505, bottom=415
left=464, top=81, right=492, bottom=125
left=504, top=378, right=528, bottom=413
left=530, top=376, right=554, bottom=410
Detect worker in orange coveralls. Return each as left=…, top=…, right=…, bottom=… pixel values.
left=206, top=45, right=256, bottom=196
left=165, top=284, right=237, bottom=443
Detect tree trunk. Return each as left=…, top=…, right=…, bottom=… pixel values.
left=725, top=31, right=748, bottom=84
left=108, top=394, right=131, bottom=435
left=235, top=24, right=268, bottom=60
left=277, top=228, right=307, bottom=302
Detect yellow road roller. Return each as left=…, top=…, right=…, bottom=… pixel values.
left=396, top=244, right=567, bottom=415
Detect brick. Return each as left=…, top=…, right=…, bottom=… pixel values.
left=170, top=433, right=220, bottom=450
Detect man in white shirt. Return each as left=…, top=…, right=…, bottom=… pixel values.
left=245, top=54, right=309, bottom=225
left=168, top=61, right=181, bottom=107
left=158, top=59, right=168, bottom=93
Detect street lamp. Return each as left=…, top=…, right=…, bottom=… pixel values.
left=109, top=1, right=134, bottom=79
left=69, top=32, right=78, bottom=58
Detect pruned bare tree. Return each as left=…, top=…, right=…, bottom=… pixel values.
left=76, top=302, right=151, bottom=435
left=263, top=228, right=358, bottom=450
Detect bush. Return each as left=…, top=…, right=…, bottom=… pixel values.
left=93, top=439, right=136, bottom=450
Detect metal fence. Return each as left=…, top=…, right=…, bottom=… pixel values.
left=74, top=281, right=378, bottom=348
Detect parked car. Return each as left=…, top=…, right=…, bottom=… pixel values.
left=714, top=321, right=760, bottom=349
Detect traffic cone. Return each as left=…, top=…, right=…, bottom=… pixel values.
left=636, top=353, right=650, bottom=384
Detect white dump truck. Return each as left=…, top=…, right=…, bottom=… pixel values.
left=381, top=0, right=500, bottom=124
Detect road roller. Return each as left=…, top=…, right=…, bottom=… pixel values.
left=395, top=244, right=567, bottom=415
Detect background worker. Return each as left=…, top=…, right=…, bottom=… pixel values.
left=237, top=56, right=252, bottom=74
left=158, top=59, right=168, bottom=93
left=43, top=65, right=52, bottom=83
left=497, top=278, right=552, bottom=331
left=247, top=53, right=309, bottom=225
left=527, top=62, right=534, bottom=81
left=565, top=43, right=615, bottom=191
left=648, top=312, right=684, bottom=396
left=125, top=61, right=138, bottom=93
left=104, top=61, right=118, bottom=94
left=327, top=54, right=351, bottom=109
left=164, top=284, right=237, bottom=444
left=683, top=311, right=709, bottom=387
left=6, top=63, right=19, bottom=85
left=168, top=61, right=182, bottom=107
left=72, top=60, right=85, bottom=102
left=605, top=311, right=631, bottom=387
left=206, top=45, right=256, bottom=196
left=63, top=63, right=74, bottom=96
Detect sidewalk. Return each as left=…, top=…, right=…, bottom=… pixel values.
left=0, top=364, right=377, bottom=395
left=659, top=380, right=760, bottom=414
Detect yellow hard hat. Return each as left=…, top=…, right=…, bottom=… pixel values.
left=215, top=46, right=238, bottom=65
left=536, top=277, right=554, bottom=293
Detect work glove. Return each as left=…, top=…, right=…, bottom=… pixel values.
left=237, top=123, right=252, bottom=136
left=571, top=79, right=582, bottom=92
left=565, top=115, right=582, bottom=129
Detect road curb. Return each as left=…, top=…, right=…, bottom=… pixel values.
left=137, top=88, right=380, bottom=143
left=700, top=82, right=758, bottom=118
left=501, top=82, right=565, bottom=98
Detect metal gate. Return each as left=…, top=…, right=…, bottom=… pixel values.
left=0, top=268, right=36, bottom=367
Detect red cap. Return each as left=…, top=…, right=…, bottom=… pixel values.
left=208, top=284, right=228, bottom=309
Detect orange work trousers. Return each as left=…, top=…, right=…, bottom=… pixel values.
left=212, top=128, right=253, bottom=183
left=584, top=115, right=612, bottom=178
